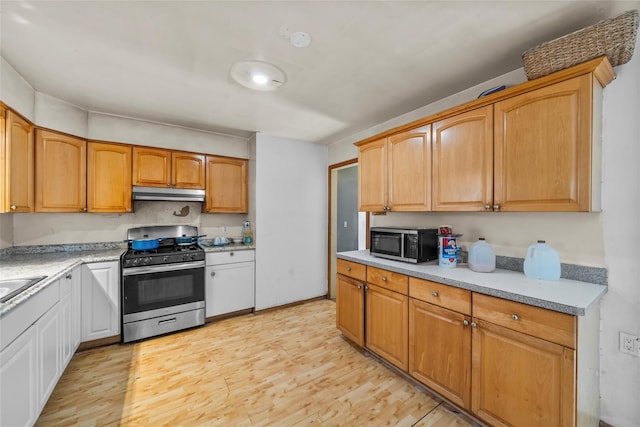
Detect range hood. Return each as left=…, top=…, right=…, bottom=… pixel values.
left=132, top=186, right=205, bottom=202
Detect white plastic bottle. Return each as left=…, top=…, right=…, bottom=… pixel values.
left=468, top=238, right=496, bottom=273
left=523, top=240, right=561, bottom=281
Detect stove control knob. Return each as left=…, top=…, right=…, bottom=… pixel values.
left=144, top=257, right=152, bottom=264
left=163, top=256, right=170, bottom=262
left=132, top=258, right=139, bottom=266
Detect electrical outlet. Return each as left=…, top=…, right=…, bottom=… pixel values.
left=619, top=331, right=639, bottom=356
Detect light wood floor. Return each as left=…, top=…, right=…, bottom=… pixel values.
left=37, top=299, right=474, bottom=426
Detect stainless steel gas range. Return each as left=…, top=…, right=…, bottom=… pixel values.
left=121, top=225, right=205, bottom=343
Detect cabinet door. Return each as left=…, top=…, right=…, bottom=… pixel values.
left=3, top=109, right=34, bottom=212
left=335, top=274, right=365, bottom=346
left=87, top=141, right=132, bottom=213
left=472, top=319, right=576, bottom=427
left=365, top=283, right=408, bottom=371
left=172, top=151, right=205, bottom=189
left=358, top=138, right=387, bottom=211
left=432, top=106, right=493, bottom=211
left=60, top=267, right=81, bottom=367
left=494, top=75, right=592, bottom=212
left=205, top=261, right=254, bottom=317
left=82, top=261, right=120, bottom=342
left=388, top=125, right=431, bottom=211
left=35, top=129, right=86, bottom=212
left=0, top=326, right=38, bottom=427
left=132, top=146, right=171, bottom=187
left=37, top=303, right=61, bottom=409
left=409, top=299, right=471, bottom=409
left=204, top=156, right=248, bottom=213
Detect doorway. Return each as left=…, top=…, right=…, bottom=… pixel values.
left=328, top=160, right=367, bottom=300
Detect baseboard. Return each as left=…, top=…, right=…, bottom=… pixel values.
left=77, top=335, right=120, bottom=351
left=253, top=295, right=328, bottom=314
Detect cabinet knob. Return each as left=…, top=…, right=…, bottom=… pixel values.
left=346, top=267, right=352, bottom=272
left=381, top=276, right=387, bottom=281
left=432, top=291, right=439, bottom=297
left=364, top=285, right=368, bottom=290
left=357, top=285, right=362, bottom=289
left=493, top=204, right=500, bottom=210
left=471, top=322, right=477, bottom=328
left=230, top=252, right=234, bottom=256
left=83, top=207, right=87, bottom=212
left=484, top=204, right=490, bottom=210
left=511, top=314, right=519, bottom=321
left=65, top=274, right=72, bottom=280
left=463, top=319, right=469, bottom=326
left=10, top=205, right=17, bottom=210
left=211, top=272, right=216, bottom=277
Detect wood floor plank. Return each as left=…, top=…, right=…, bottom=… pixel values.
left=36, top=299, right=471, bottom=426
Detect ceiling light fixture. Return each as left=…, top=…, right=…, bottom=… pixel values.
left=230, top=60, right=287, bottom=91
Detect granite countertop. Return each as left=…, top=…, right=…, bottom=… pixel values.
left=0, top=241, right=255, bottom=318
left=0, top=247, right=125, bottom=318
left=337, top=250, right=607, bottom=316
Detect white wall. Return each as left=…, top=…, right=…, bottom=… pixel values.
left=328, top=50, right=640, bottom=426
left=35, top=92, right=88, bottom=138
left=252, top=133, right=327, bottom=310
left=0, top=57, right=35, bottom=121
left=599, top=34, right=640, bottom=426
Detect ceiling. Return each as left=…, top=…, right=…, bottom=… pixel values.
left=1, top=1, right=638, bottom=144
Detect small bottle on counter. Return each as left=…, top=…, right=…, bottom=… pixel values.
left=243, top=221, right=253, bottom=244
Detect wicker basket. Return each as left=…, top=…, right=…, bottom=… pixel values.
left=522, top=9, right=639, bottom=80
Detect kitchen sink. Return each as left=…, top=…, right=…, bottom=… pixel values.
left=0, top=276, right=47, bottom=303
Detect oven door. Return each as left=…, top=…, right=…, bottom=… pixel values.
left=122, top=261, right=205, bottom=318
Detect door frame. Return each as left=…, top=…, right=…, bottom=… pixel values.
left=327, top=158, right=369, bottom=299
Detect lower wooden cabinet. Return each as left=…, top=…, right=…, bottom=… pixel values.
left=335, top=259, right=598, bottom=427
left=335, top=274, right=365, bottom=346
left=409, top=298, right=471, bottom=409
left=471, top=318, right=575, bottom=427
left=365, top=283, right=408, bottom=371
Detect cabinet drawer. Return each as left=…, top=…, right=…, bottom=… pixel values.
left=206, top=249, right=255, bottom=265
left=472, top=293, right=576, bottom=349
left=367, top=267, right=408, bottom=295
left=409, top=277, right=471, bottom=315
left=336, top=259, right=366, bottom=281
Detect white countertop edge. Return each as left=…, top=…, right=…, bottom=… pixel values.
left=337, top=250, right=607, bottom=316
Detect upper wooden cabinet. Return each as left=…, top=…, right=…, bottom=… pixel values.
left=87, top=141, right=132, bottom=213
left=132, top=146, right=205, bottom=189
left=2, top=108, right=34, bottom=213
left=494, top=74, right=595, bottom=212
left=35, top=129, right=86, bottom=213
left=355, top=57, right=614, bottom=213
left=204, top=156, right=247, bottom=213
left=432, top=106, right=493, bottom=211
left=357, top=125, right=430, bottom=212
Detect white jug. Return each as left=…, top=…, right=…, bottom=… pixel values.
left=468, top=238, right=495, bottom=273
left=523, top=240, right=561, bottom=281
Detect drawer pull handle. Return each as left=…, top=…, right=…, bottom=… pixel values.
left=158, top=318, right=177, bottom=326
left=346, top=267, right=352, bottom=272
left=463, top=320, right=469, bottom=326
left=471, top=322, right=477, bottom=328
left=432, top=291, right=439, bottom=297
left=511, top=314, right=519, bottom=321
left=382, top=277, right=387, bottom=281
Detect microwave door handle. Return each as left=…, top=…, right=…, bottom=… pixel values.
left=400, top=233, right=405, bottom=258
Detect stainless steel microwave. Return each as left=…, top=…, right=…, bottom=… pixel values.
left=370, top=227, right=438, bottom=263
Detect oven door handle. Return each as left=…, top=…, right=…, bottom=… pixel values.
left=123, top=261, right=205, bottom=276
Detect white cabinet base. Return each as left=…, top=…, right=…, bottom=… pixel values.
left=205, top=251, right=255, bottom=318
